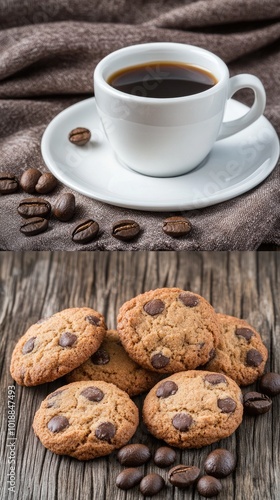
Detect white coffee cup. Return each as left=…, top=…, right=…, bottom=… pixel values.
left=94, top=43, right=266, bottom=177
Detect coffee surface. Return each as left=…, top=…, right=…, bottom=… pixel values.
left=107, top=61, right=217, bottom=98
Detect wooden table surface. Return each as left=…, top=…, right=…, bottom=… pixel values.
left=1, top=251, right=279, bottom=500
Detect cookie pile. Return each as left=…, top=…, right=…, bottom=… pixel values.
left=10, top=289, right=272, bottom=467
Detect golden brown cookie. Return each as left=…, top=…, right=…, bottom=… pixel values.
left=33, top=381, right=139, bottom=460
left=66, top=330, right=161, bottom=396
left=10, top=307, right=106, bottom=386
left=204, top=314, right=268, bottom=386
left=117, top=288, right=221, bottom=373
left=143, top=370, right=243, bottom=448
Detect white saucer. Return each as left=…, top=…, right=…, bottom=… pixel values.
left=41, top=97, right=279, bottom=211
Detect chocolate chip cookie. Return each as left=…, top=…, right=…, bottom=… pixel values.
left=10, top=308, right=106, bottom=386
left=117, top=288, right=221, bottom=373
left=143, top=370, right=243, bottom=448
left=204, top=314, right=268, bottom=386
left=33, top=380, right=139, bottom=460
left=66, top=330, right=161, bottom=396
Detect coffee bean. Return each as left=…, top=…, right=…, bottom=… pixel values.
left=72, top=219, right=99, bottom=244
left=151, top=353, right=170, bottom=369
left=144, top=299, right=165, bottom=316
left=53, top=193, right=75, bottom=221
left=35, top=173, right=58, bottom=194
left=48, top=415, right=69, bottom=433
left=0, top=172, right=18, bottom=194
left=178, top=292, right=199, bottom=307
left=154, top=447, right=176, bottom=468
left=168, top=465, right=200, bottom=487
left=58, top=332, right=77, bottom=347
left=95, top=422, right=116, bottom=441
left=259, top=372, right=280, bottom=397
left=246, top=349, right=263, bottom=367
left=22, top=337, right=36, bottom=354
left=20, top=168, right=42, bottom=194
left=68, top=127, right=91, bottom=146
left=217, top=398, right=236, bottom=413
left=117, top=444, right=151, bottom=466
left=172, top=413, right=193, bottom=432
left=156, top=381, right=178, bottom=398
left=139, top=473, right=165, bottom=497
left=86, top=315, right=101, bottom=326
left=205, top=374, right=227, bottom=385
left=204, top=449, right=236, bottom=478
left=20, top=217, right=48, bottom=236
left=162, top=216, right=192, bottom=237
left=112, top=219, right=140, bottom=241
left=235, top=327, right=254, bottom=341
left=17, top=198, right=51, bottom=219
left=80, top=386, right=104, bottom=402
left=116, top=468, right=144, bottom=490
left=196, top=475, right=222, bottom=497
left=243, top=391, right=272, bottom=415
left=91, top=348, right=110, bottom=365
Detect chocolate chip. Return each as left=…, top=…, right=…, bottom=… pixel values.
left=85, top=315, right=100, bottom=326
left=178, top=292, right=199, bottom=307
left=259, top=372, right=280, bottom=397
left=208, top=348, right=216, bottom=361
left=205, top=374, right=227, bottom=385
left=47, top=390, right=65, bottom=400
left=246, top=349, right=263, bottom=367
left=117, top=444, right=151, bottom=466
left=91, top=348, right=110, bottom=365
left=204, top=449, right=236, bottom=478
left=154, top=447, right=176, bottom=468
left=58, top=332, right=77, bottom=347
left=172, top=413, right=193, bottom=432
left=80, top=386, right=104, bottom=402
left=197, top=475, right=222, bottom=497
left=243, top=392, right=272, bottom=415
left=22, top=337, right=36, bottom=354
left=168, top=465, right=200, bottom=487
left=217, top=398, right=236, bottom=413
left=139, top=473, right=165, bottom=497
left=156, top=381, right=178, bottom=398
left=95, top=422, right=116, bottom=441
left=116, top=468, right=144, bottom=490
left=68, top=127, right=91, bottom=146
left=47, top=415, right=69, bottom=433
left=151, top=353, right=170, bottom=369
left=143, top=299, right=165, bottom=316
left=0, top=172, right=18, bottom=194
left=46, top=390, right=65, bottom=408
left=235, top=327, right=254, bottom=341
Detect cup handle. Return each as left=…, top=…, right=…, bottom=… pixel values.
left=217, top=74, right=266, bottom=141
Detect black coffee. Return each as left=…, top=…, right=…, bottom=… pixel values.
left=107, top=61, right=218, bottom=98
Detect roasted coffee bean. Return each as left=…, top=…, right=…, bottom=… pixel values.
left=154, top=447, right=176, bottom=468
left=139, top=473, right=165, bottom=497
left=151, top=353, right=170, bottom=369
left=172, top=413, right=193, bottom=432
left=20, top=168, right=42, bottom=193
left=259, top=372, right=280, bottom=397
left=17, top=198, right=51, bottom=219
left=0, top=172, right=18, bottom=194
left=47, top=415, right=69, bottom=433
left=72, top=219, right=99, bottom=243
left=117, top=444, right=151, bottom=466
left=204, top=449, right=236, bottom=478
left=95, top=422, right=116, bottom=441
left=243, top=391, right=272, bottom=415
left=116, top=468, right=144, bottom=490
left=163, top=216, right=192, bottom=237
left=112, top=219, right=140, bottom=241
left=20, top=217, right=48, bottom=236
left=156, top=381, right=178, bottom=398
left=196, top=475, right=222, bottom=497
left=35, top=172, right=58, bottom=194
left=53, top=193, right=75, bottom=221
left=68, top=127, right=91, bottom=146
left=168, top=465, right=200, bottom=487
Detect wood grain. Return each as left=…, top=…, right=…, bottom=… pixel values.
left=0, top=251, right=279, bottom=500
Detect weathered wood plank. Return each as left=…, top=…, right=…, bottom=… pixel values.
left=0, top=252, right=279, bottom=500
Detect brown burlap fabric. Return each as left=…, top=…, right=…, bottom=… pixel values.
left=0, top=0, right=279, bottom=250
